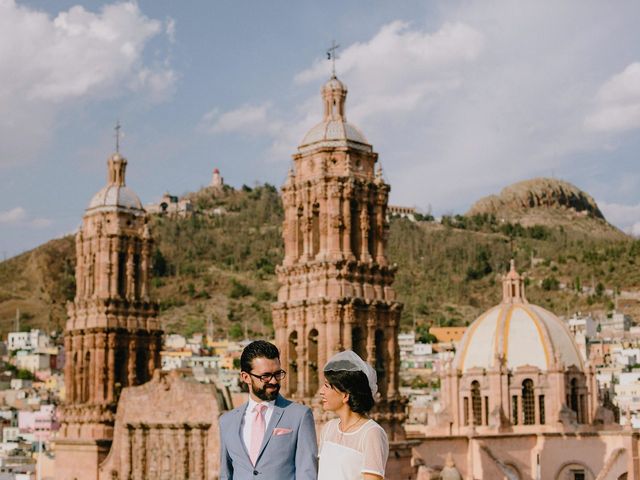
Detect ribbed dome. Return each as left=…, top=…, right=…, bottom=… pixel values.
left=87, top=185, right=143, bottom=211
left=298, top=75, right=372, bottom=154
left=454, top=262, right=583, bottom=373
left=86, top=152, right=144, bottom=214
left=299, top=120, right=370, bottom=151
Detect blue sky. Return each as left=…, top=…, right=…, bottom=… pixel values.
left=2, top=0, right=640, bottom=258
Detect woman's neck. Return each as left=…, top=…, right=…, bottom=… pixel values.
left=337, top=406, right=364, bottom=431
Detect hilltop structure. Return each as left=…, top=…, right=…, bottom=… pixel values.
left=411, top=262, right=636, bottom=480
left=210, top=168, right=224, bottom=189
left=271, top=73, right=405, bottom=441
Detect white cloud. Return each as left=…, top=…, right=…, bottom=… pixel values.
left=585, top=63, right=640, bottom=132
left=598, top=201, right=640, bottom=235
left=0, top=207, right=52, bottom=228
left=201, top=103, right=283, bottom=136
left=295, top=21, right=485, bottom=122
left=0, top=1, right=175, bottom=166
left=0, top=207, right=27, bottom=224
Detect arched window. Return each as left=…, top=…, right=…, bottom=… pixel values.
left=311, top=203, right=320, bottom=257
left=352, top=327, right=364, bottom=359
left=288, top=331, right=298, bottom=395
left=375, top=329, right=386, bottom=397
left=307, top=329, right=318, bottom=395
left=84, top=351, right=91, bottom=403
left=350, top=201, right=360, bottom=260
left=522, top=379, right=535, bottom=425
left=570, top=378, right=580, bottom=422
left=471, top=381, right=482, bottom=426
left=296, top=207, right=304, bottom=259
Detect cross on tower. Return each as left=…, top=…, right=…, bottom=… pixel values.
left=326, top=40, right=340, bottom=77
left=114, top=121, right=122, bottom=153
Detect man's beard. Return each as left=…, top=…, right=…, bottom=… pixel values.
left=253, top=381, right=280, bottom=401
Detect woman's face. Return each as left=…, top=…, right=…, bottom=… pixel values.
left=319, top=381, right=348, bottom=412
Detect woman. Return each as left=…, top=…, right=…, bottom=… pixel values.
left=318, top=350, right=389, bottom=480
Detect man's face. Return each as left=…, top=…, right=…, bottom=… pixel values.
left=241, top=357, right=282, bottom=402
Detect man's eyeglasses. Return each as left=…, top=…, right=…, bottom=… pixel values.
left=246, top=370, right=287, bottom=383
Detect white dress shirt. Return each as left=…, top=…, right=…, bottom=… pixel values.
left=242, top=397, right=276, bottom=453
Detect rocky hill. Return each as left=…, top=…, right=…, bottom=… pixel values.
left=1, top=179, right=640, bottom=338
left=467, top=178, right=621, bottom=238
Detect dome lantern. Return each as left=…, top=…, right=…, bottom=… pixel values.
left=502, top=259, right=527, bottom=304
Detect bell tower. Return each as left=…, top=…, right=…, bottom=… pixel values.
left=56, top=149, right=162, bottom=479
left=272, top=74, right=405, bottom=438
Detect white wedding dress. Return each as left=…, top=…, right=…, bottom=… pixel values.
left=317, top=419, right=389, bottom=480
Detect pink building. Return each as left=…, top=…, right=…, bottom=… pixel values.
left=18, top=405, right=58, bottom=441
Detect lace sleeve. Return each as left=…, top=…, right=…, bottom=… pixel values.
left=361, top=423, right=389, bottom=477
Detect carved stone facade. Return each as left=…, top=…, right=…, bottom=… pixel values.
left=99, top=370, right=226, bottom=480
left=55, top=152, right=162, bottom=480
left=272, top=75, right=405, bottom=439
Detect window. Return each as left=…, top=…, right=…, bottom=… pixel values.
left=512, top=395, right=518, bottom=425
left=484, top=396, right=489, bottom=426
left=471, top=381, right=482, bottom=426
left=571, top=470, right=585, bottom=480
left=464, top=397, right=469, bottom=426
left=570, top=378, right=579, bottom=421
left=539, top=395, right=545, bottom=424
left=522, top=379, right=535, bottom=425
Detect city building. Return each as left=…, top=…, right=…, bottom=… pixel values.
left=411, top=262, right=634, bottom=480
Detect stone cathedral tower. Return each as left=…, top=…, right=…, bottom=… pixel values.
left=272, top=75, right=405, bottom=438
left=56, top=151, right=162, bottom=479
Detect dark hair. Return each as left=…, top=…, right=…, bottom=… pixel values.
left=240, top=340, right=280, bottom=373
left=324, top=369, right=374, bottom=414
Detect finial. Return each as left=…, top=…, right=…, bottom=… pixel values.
left=327, top=40, right=340, bottom=77
left=509, top=258, right=516, bottom=273
left=114, top=121, right=122, bottom=154
left=375, top=164, right=384, bottom=181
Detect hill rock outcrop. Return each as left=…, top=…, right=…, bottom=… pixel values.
left=467, top=177, right=606, bottom=223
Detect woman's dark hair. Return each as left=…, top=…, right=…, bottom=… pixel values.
left=324, top=369, right=374, bottom=414
left=241, top=340, right=280, bottom=373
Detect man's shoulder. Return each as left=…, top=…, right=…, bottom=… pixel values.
left=219, top=402, right=246, bottom=425
left=276, top=396, right=312, bottom=417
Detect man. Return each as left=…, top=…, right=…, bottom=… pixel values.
left=219, top=340, right=318, bottom=479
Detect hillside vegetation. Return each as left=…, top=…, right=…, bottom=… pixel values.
left=2, top=180, right=640, bottom=338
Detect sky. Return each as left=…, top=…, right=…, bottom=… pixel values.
left=2, top=0, right=640, bottom=259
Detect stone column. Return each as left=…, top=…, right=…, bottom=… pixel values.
left=110, top=236, right=119, bottom=297
left=126, top=242, right=135, bottom=300
left=342, top=194, right=352, bottom=259
left=121, top=425, right=132, bottom=480
left=133, top=426, right=146, bottom=480
left=366, top=315, right=376, bottom=366
left=95, top=330, right=107, bottom=403
left=193, top=425, right=205, bottom=480
left=73, top=333, right=83, bottom=403
left=127, top=333, right=137, bottom=386
left=64, top=334, right=74, bottom=403
left=360, top=205, right=371, bottom=262
left=386, top=315, right=398, bottom=399
left=316, top=305, right=328, bottom=389
left=107, top=332, right=116, bottom=403
left=140, top=239, right=150, bottom=300
left=84, top=332, right=95, bottom=403
left=148, top=333, right=158, bottom=380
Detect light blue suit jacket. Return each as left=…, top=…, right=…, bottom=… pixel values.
left=219, top=394, right=318, bottom=480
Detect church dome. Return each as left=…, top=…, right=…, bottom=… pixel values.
left=86, top=153, right=144, bottom=213
left=453, top=261, right=583, bottom=373
left=298, top=75, right=372, bottom=154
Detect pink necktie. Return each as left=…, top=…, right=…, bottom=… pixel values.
left=249, top=404, right=267, bottom=465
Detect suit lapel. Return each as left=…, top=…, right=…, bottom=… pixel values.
left=256, top=395, right=286, bottom=463
left=236, top=402, right=251, bottom=463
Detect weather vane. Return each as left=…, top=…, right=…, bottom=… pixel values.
left=327, top=40, right=340, bottom=77
left=114, top=121, right=122, bottom=153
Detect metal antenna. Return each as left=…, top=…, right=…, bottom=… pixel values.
left=327, top=40, right=340, bottom=77
left=114, top=121, right=122, bottom=153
